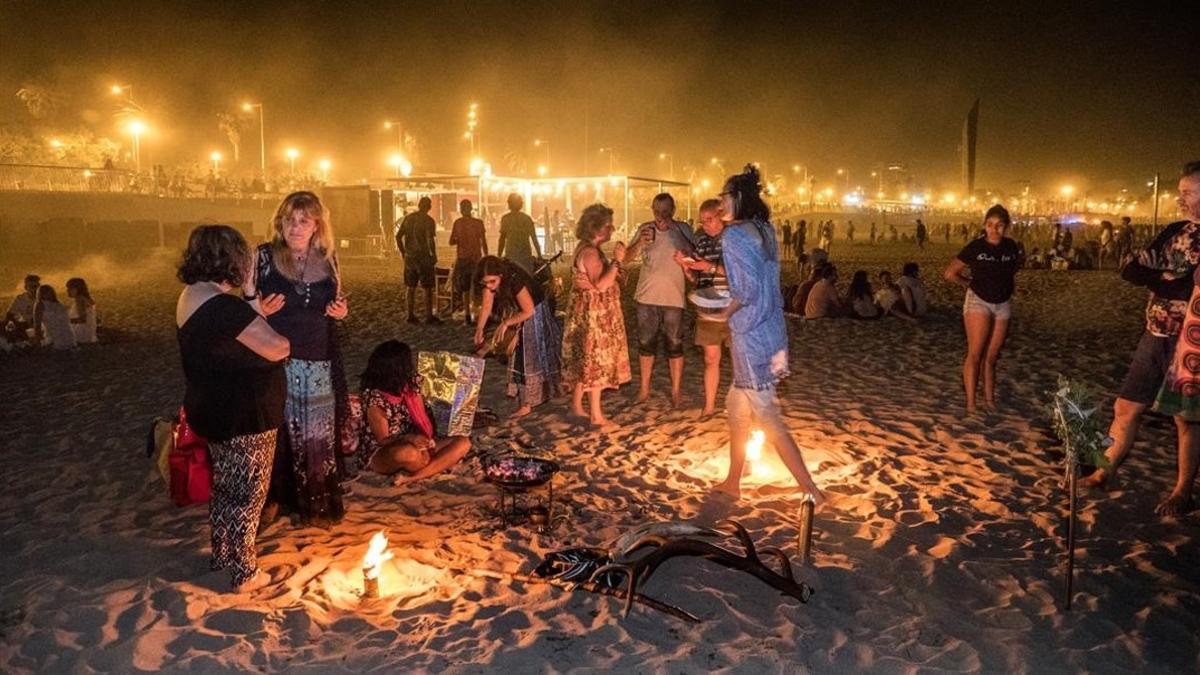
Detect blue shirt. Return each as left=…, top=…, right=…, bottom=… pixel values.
left=722, top=219, right=790, bottom=390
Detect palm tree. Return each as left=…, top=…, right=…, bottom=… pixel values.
left=217, top=112, right=241, bottom=163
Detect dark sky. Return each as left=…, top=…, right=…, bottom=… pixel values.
left=1, top=0, right=1197, bottom=193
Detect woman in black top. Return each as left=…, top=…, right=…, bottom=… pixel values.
left=944, top=204, right=1021, bottom=414
left=473, top=255, right=562, bottom=419
left=244, top=191, right=349, bottom=529
left=176, top=225, right=289, bottom=590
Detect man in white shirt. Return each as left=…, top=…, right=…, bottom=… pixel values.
left=624, top=193, right=692, bottom=406
left=4, top=274, right=40, bottom=344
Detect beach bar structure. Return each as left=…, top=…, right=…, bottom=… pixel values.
left=383, top=173, right=693, bottom=238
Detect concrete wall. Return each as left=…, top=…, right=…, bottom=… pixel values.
left=0, top=191, right=277, bottom=264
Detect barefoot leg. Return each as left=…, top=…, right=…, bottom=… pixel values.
left=715, top=388, right=750, bottom=499
left=702, top=345, right=721, bottom=416
left=571, top=383, right=587, bottom=418
left=962, top=310, right=992, bottom=414
left=982, top=317, right=1009, bottom=409
left=587, top=387, right=607, bottom=426
left=405, top=437, right=471, bottom=482
left=1084, top=397, right=1145, bottom=487
left=637, top=354, right=654, bottom=402
left=1156, top=418, right=1200, bottom=516
left=668, top=355, right=684, bottom=407
left=751, top=388, right=826, bottom=506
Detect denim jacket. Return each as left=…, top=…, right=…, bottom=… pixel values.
left=723, top=219, right=790, bottom=390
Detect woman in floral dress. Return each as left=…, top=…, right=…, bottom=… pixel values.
left=561, top=203, right=631, bottom=427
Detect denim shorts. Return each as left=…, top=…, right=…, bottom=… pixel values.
left=636, top=303, right=684, bottom=358
left=962, top=289, right=1012, bottom=320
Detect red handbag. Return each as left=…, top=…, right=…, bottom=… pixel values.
left=169, top=406, right=212, bottom=506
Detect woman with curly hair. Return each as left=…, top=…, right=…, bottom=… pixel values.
left=176, top=224, right=289, bottom=590
left=244, top=191, right=349, bottom=528
left=560, top=203, right=631, bottom=426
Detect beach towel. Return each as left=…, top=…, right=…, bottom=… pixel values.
left=1154, top=284, right=1200, bottom=420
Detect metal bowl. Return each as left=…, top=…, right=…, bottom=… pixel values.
left=483, top=456, right=560, bottom=489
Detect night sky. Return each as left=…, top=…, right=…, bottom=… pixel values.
left=1, top=0, right=1196, bottom=192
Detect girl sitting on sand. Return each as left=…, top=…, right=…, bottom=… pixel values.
left=846, top=270, right=879, bottom=319
left=358, top=340, right=471, bottom=486
left=66, top=278, right=98, bottom=344
left=33, top=285, right=77, bottom=350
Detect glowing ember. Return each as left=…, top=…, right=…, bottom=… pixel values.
left=362, top=530, right=394, bottom=598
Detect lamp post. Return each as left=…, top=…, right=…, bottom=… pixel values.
left=534, top=139, right=551, bottom=173
left=659, top=152, right=674, bottom=181
left=466, top=102, right=479, bottom=157
left=599, top=147, right=615, bottom=175
left=286, top=148, right=299, bottom=174
left=110, top=83, right=136, bottom=106
left=242, top=102, right=265, bottom=176
left=384, top=120, right=404, bottom=155
left=126, top=119, right=146, bottom=173
left=210, top=151, right=222, bottom=174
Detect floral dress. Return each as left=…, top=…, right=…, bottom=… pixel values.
left=357, top=388, right=432, bottom=465
left=561, top=244, right=632, bottom=390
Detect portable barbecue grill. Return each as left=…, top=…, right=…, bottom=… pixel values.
left=482, top=456, right=560, bottom=530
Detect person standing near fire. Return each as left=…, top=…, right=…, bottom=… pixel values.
left=449, top=199, right=487, bottom=326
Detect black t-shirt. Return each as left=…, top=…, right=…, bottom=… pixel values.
left=178, top=294, right=286, bottom=441
left=495, top=259, right=544, bottom=310
left=956, top=237, right=1021, bottom=303
left=256, top=245, right=337, bottom=361
left=397, top=211, right=437, bottom=265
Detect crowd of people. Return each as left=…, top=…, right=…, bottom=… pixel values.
left=12, top=158, right=1199, bottom=592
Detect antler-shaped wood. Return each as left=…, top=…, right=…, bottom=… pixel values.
left=589, top=519, right=813, bottom=617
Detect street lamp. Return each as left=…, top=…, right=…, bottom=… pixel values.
left=384, top=120, right=403, bottom=155
left=286, top=148, right=299, bottom=174
left=126, top=119, right=146, bottom=172
left=389, top=153, right=410, bottom=178
left=242, top=102, right=265, bottom=176
left=319, top=159, right=331, bottom=182
left=599, top=147, right=615, bottom=175
left=534, top=139, right=551, bottom=173
left=659, top=152, right=674, bottom=180
left=537, top=165, right=547, bottom=177
left=210, top=151, right=222, bottom=174
left=710, top=157, right=724, bottom=175
left=110, top=83, right=135, bottom=105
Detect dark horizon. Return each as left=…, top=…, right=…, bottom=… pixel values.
left=1, top=0, right=1197, bottom=194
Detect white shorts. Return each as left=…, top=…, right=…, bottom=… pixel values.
left=963, top=289, right=1012, bottom=320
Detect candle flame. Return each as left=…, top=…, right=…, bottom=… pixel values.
left=363, top=530, right=394, bottom=580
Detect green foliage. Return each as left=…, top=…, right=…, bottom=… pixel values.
left=1049, top=375, right=1112, bottom=477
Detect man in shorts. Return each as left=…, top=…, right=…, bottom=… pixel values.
left=625, top=193, right=691, bottom=406
left=676, top=199, right=728, bottom=417
left=396, top=196, right=440, bottom=324
left=1085, top=160, right=1200, bottom=516
left=449, top=199, right=487, bottom=325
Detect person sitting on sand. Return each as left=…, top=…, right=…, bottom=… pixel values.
left=474, top=255, right=563, bottom=419
left=358, top=340, right=471, bottom=485
left=790, top=262, right=824, bottom=314
left=846, top=270, right=879, bottom=319
left=1084, top=160, right=1200, bottom=516
left=33, top=285, right=76, bottom=350
left=895, top=262, right=928, bottom=317
left=875, top=271, right=917, bottom=321
left=708, top=164, right=825, bottom=505
left=4, top=274, right=40, bottom=346
left=65, top=277, right=98, bottom=344
left=804, top=264, right=843, bottom=319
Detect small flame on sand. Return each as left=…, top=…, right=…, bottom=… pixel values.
left=363, top=530, right=394, bottom=580
left=745, top=429, right=773, bottom=478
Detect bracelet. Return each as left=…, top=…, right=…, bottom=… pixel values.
left=243, top=293, right=258, bottom=301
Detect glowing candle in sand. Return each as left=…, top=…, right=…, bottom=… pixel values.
left=745, top=429, right=771, bottom=479
left=362, top=530, right=394, bottom=598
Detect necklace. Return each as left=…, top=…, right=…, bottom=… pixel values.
left=293, top=249, right=312, bottom=307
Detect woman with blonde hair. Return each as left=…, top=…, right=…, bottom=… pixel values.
left=244, top=191, right=349, bottom=528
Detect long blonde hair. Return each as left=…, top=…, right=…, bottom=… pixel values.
left=269, top=191, right=334, bottom=280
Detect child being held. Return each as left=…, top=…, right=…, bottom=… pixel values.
left=359, top=340, right=471, bottom=485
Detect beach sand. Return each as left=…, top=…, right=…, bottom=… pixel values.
left=3, top=241, right=1199, bottom=673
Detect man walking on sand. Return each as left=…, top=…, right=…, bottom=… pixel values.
left=625, top=192, right=692, bottom=407
left=1084, top=160, right=1200, bottom=516
left=449, top=199, right=487, bottom=325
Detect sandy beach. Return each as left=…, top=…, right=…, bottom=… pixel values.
left=3, top=241, right=1198, bottom=673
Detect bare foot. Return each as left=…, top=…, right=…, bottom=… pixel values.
left=511, top=405, right=533, bottom=419
left=635, top=389, right=649, bottom=404
left=392, top=473, right=414, bottom=487
left=698, top=407, right=716, bottom=420
left=232, top=569, right=272, bottom=593
left=711, top=480, right=741, bottom=500
left=570, top=405, right=588, bottom=419
left=1080, top=468, right=1110, bottom=490
left=671, top=392, right=684, bottom=408
left=590, top=417, right=615, bottom=430
left=1155, top=491, right=1194, bottom=517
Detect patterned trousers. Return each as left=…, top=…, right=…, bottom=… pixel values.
left=209, top=429, right=276, bottom=587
